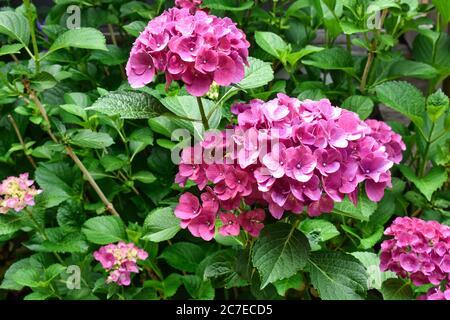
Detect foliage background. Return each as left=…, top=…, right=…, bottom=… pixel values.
left=0, top=0, right=449, bottom=300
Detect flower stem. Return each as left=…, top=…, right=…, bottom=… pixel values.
left=419, top=121, right=435, bottom=177
left=7, top=114, right=37, bottom=168
left=26, top=92, right=120, bottom=217
left=360, top=9, right=388, bottom=93
left=197, top=96, right=210, bottom=131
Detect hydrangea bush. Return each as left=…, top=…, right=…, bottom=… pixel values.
left=0, top=0, right=449, bottom=301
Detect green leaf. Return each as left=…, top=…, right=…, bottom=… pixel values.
left=30, top=72, right=57, bottom=91
left=82, top=216, right=126, bottom=245
left=159, top=96, right=221, bottom=139
left=255, top=31, right=290, bottom=60
left=433, top=0, right=450, bottom=23
left=306, top=251, right=368, bottom=300
left=144, top=273, right=183, bottom=298
left=89, top=45, right=127, bottom=66
left=64, top=92, right=92, bottom=107
left=60, top=104, right=87, bottom=120
left=252, top=223, right=310, bottom=288
left=340, top=21, right=368, bottom=35
left=142, top=207, right=181, bottom=242
left=313, top=0, right=343, bottom=39
left=200, top=250, right=248, bottom=288
left=214, top=232, right=244, bottom=247
left=35, top=162, right=80, bottom=208
left=299, top=219, right=340, bottom=251
left=350, top=252, right=396, bottom=290
left=359, top=226, right=384, bottom=250
left=286, top=45, right=324, bottom=66
left=236, top=57, right=274, bottom=90
left=56, top=201, right=85, bottom=231
left=182, top=275, right=214, bottom=300
left=133, top=171, right=157, bottom=184
left=341, top=95, right=374, bottom=120
left=388, top=60, right=438, bottom=80
left=49, top=27, right=107, bottom=53
left=100, top=154, right=127, bottom=172
left=25, top=228, right=89, bottom=253
left=399, top=165, right=448, bottom=201
left=1, top=254, right=63, bottom=290
left=87, top=91, right=161, bottom=119
left=129, top=127, right=154, bottom=159
left=302, top=47, right=354, bottom=74
left=148, top=116, right=178, bottom=138
left=380, top=279, right=414, bottom=300
left=333, top=193, right=377, bottom=221
left=0, top=11, right=30, bottom=45
left=413, top=32, right=450, bottom=78
left=69, top=129, right=114, bottom=149
left=375, top=81, right=425, bottom=127
left=0, top=43, right=24, bottom=56
left=123, top=21, right=146, bottom=37
left=24, top=291, right=53, bottom=300
left=273, top=273, right=303, bottom=296
left=160, top=242, right=206, bottom=273
left=202, top=0, right=254, bottom=11
left=0, top=213, right=28, bottom=236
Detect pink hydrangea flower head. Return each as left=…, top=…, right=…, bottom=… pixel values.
left=0, top=173, right=42, bottom=214
left=380, top=217, right=450, bottom=296
left=93, top=242, right=148, bottom=286
left=175, top=96, right=404, bottom=238
left=126, top=7, right=249, bottom=96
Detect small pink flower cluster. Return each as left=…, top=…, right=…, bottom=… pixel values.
left=94, top=242, right=148, bottom=286
left=175, top=95, right=404, bottom=240
left=126, top=7, right=249, bottom=96
left=175, top=190, right=265, bottom=240
left=380, top=217, right=450, bottom=300
left=0, top=173, right=42, bottom=214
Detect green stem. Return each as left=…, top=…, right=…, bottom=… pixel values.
left=420, top=121, right=435, bottom=176
left=359, top=9, right=388, bottom=93
left=197, top=96, right=209, bottom=131
left=346, top=34, right=352, bottom=94
left=23, top=0, right=40, bottom=73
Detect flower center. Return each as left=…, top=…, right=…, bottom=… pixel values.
left=322, top=162, right=327, bottom=167
left=296, top=163, right=301, bottom=169
left=365, top=169, right=370, bottom=174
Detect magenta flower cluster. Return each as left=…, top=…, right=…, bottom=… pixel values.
left=94, top=242, right=148, bottom=286
left=380, top=217, right=450, bottom=300
left=0, top=173, right=42, bottom=214
left=126, top=6, right=249, bottom=96
left=175, top=95, right=404, bottom=240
